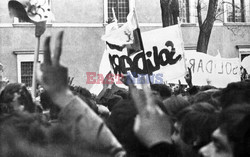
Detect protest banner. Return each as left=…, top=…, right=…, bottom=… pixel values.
left=91, top=8, right=148, bottom=93
left=171, top=51, right=241, bottom=88
left=91, top=9, right=186, bottom=95
left=107, top=24, right=186, bottom=85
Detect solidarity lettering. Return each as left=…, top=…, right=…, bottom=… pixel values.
left=109, top=41, right=182, bottom=77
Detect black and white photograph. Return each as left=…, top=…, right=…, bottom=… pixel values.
left=0, top=0, right=250, bottom=156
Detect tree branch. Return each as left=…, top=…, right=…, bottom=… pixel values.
left=197, top=0, right=203, bottom=28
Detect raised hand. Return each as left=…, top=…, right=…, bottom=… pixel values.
left=131, top=81, right=172, bottom=148
left=37, top=31, right=74, bottom=108
left=184, top=67, right=193, bottom=87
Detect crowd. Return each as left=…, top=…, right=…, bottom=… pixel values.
left=0, top=31, right=250, bottom=157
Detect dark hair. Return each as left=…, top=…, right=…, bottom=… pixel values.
left=219, top=104, right=250, bottom=157
left=113, top=90, right=129, bottom=100
left=176, top=102, right=219, bottom=150
left=199, top=85, right=217, bottom=92
left=0, top=112, right=110, bottom=157
left=189, top=90, right=221, bottom=110
left=163, top=95, right=190, bottom=121
left=106, top=99, right=149, bottom=156
left=150, top=84, right=172, bottom=99
left=71, top=86, right=98, bottom=113
left=220, top=81, right=250, bottom=109
left=0, top=83, right=35, bottom=113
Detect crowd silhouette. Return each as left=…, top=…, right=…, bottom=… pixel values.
left=0, top=31, right=250, bottom=157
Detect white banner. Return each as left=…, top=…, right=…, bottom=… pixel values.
left=107, top=25, right=186, bottom=85
left=181, top=51, right=241, bottom=88
left=142, top=25, right=186, bottom=83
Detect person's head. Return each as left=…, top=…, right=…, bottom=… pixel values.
left=163, top=95, right=190, bottom=122
left=106, top=99, right=149, bottom=156
left=189, top=90, right=221, bottom=110
left=172, top=102, right=219, bottom=157
left=241, top=66, right=248, bottom=80
left=0, top=83, right=35, bottom=114
left=0, top=111, right=110, bottom=157
left=150, top=84, right=172, bottom=100
left=200, top=104, right=250, bottom=157
left=40, top=91, right=61, bottom=120
left=199, top=85, right=217, bottom=92
left=71, top=86, right=98, bottom=113
left=220, top=81, right=250, bottom=109
left=113, top=89, right=129, bottom=100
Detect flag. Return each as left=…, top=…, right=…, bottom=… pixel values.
left=91, top=9, right=146, bottom=95
left=126, top=9, right=144, bottom=56
left=8, top=0, right=55, bottom=23
left=102, top=9, right=143, bottom=55
left=90, top=12, right=119, bottom=95
left=105, top=8, right=119, bottom=34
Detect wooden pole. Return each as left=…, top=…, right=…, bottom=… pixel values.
left=31, top=36, right=40, bottom=99
left=133, top=9, right=152, bottom=85
left=31, top=21, right=46, bottom=100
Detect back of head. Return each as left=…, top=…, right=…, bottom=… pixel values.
left=220, top=81, right=250, bottom=109
left=177, top=102, right=219, bottom=150
left=163, top=95, right=190, bottom=120
left=150, top=84, right=172, bottom=100
left=0, top=112, right=111, bottom=157
left=72, top=86, right=93, bottom=99
left=70, top=86, right=98, bottom=113
left=113, top=89, right=129, bottom=100
left=199, top=85, right=217, bottom=92
left=0, top=83, right=35, bottom=113
left=189, top=90, right=221, bottom=110
left=106, top=99, right=149, bottom=156
left=219, top=104, right=250, bottom=157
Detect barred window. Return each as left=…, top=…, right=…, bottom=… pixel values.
left=225, top=0, right=247, bottom=22
left=179, top=0, right=190, bottom=23
left=108, top=0, right=129, bottom=23
left=21, top=62, right=33, bottom=87
left=178, top=0, right=197, bottom=23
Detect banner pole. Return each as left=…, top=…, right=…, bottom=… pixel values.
left=133, top=9, right=152, bottom=85
left=177, top=17, right=188, bottom=72
left=31, top=21, right=46, bottom=100
left=31, top=36, right=40, bottom=99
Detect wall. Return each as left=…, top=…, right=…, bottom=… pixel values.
left=0, top=25, right=105, bottom=89
left=52, top=0, right=104, bottom=23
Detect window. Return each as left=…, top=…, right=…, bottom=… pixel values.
left=236, top=45, right=250, bottom=61
left=178, top=0, right=197, bottom=23
left=107, top=0, right=129, bottom=23
left=224, top=0, right=250, bottom=22
left=105, top=0, right=131, bottom=23
left=179, top=0, right=190, bottom=23
left=237, top=45, right=250, bottom=79
left=179, top=0, right=250, bottom=24
left=21, top=62, right=33, bottom=87
left=13, top=0, right=52, bottom=23
left=13, top=50, right=43, bottom=88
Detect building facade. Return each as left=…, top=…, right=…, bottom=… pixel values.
left=0, top=0, right=250, bottom=89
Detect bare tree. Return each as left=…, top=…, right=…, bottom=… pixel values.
left=196, top=0, right=219, bottom=54
left=160, top=0, right=179, bottom=27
